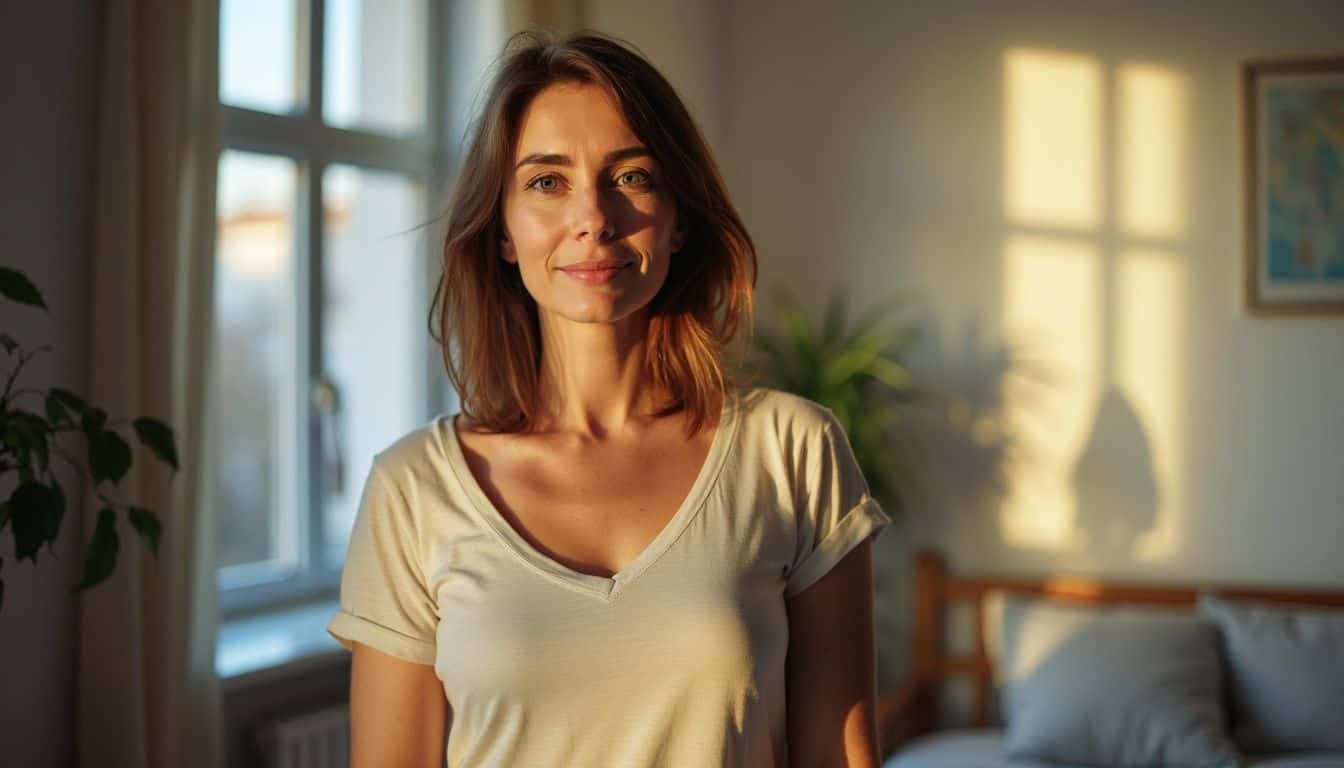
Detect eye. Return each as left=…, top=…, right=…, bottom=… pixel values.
left=617, top=170, right=652, bottom=187
left=525, top=173, right=564, bottom=193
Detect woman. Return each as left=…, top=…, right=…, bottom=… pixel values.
left=327, top=29, right=892, bottom=768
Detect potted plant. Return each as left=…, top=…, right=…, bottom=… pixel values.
left=0, top=266, right=178, bottom=613
left=744, top=283, right=926, bottom=519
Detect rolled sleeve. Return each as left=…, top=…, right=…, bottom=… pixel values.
left=326, top=457, right=439, bottom=665
left=784, top=410, right=893, bottom=599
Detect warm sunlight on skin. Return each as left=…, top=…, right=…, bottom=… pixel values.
left=499, top=82, right=687, bottom=428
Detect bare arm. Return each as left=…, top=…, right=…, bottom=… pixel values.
left=785, top=539, right=882, bottom=768
left=350, top=642, right=448, bottom=768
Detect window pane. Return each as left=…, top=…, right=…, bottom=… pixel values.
left=214, top=151, right=302, bottom=577
left=321, top=165, right=427, bottom=563
left=323, top=0, right=427, bottom=134
left=221, top=0, right=299, bottom=114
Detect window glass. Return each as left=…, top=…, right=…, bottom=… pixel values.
left=324, top=0, right=427, bottom=134
left=320, top=164, right=427, bottom=564
left=220, top=0, right=300, bottom=114
left=214, top=150, right=301, bottom=579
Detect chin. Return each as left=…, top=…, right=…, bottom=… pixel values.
left=555, top=294, right=654, bottom=326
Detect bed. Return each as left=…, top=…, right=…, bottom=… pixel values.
left=875, top=549, right=1344, bottom=768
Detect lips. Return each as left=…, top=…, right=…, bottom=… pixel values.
left=559, top=259, right=631, bottom=272
left=558, top=259, right=631, bottom=284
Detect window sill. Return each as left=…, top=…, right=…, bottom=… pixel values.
left=216, top=598, right=347, bottom=685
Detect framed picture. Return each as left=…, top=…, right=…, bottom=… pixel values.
left=1242, top=55, right=1344, bottom=315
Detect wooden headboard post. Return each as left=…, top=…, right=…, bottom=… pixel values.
left=908, top=549, right=946, bottom=732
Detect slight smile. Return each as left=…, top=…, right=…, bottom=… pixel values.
left=558, top=260, right=631, bottom=285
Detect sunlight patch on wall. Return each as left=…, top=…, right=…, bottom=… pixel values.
left=1119, top=64, right=1187, bottom=239
left=998, top=45, right=1192, bottom=562
left=1001, top=235, right=1102, bottom=549
left=1004, top=49, right=1102, bottom=229
left=1116, top=249, right=1186, bottom=560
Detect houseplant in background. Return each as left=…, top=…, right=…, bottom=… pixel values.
left=745, top=283, right=926, bottom=519
left=0, top=266, right=179, bottom=614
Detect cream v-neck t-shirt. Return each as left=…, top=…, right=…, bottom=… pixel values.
left=327, top=385, right=892, bottom=767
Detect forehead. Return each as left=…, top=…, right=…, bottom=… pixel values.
left=513, top=82, right=641, bottom=156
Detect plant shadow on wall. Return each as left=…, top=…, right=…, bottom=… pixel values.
left=910, top=318, right=1055, bottom=553
left=0, top=266, right=179, bottom=615
left=913, top=320, right=1159, bottom=562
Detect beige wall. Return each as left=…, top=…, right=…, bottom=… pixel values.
left=590, top=0, right=1344, bottom=692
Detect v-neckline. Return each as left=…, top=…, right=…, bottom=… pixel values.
left=441, top=388, right=740, bottom=601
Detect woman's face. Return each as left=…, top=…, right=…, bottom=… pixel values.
left=500, top=81, right=684, bottom=326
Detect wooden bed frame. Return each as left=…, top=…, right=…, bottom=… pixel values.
left=875, top=548, right=1344, bottom=758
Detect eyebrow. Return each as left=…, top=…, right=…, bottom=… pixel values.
left=514, top=145, right=652, bottom=172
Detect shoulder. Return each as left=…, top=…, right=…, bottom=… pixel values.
left=366, top=415, right=455, bottom=491
left=734, top=385, right=839, bottom=442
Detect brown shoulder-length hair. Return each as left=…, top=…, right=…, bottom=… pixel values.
left=429, top=29, right=758, bottom=437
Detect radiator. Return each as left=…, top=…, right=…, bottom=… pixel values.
left=255, top=703, right=350, bottom=768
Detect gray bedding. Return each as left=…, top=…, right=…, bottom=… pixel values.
left=882, top=729, right=1344, bottom=768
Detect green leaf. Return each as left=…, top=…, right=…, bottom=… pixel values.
left=88, top=428, right=133, bottom=486
left=46, top=483, right=65, bottom=555
left=0, top=334, right=17, bottom=355
left=49, top=387, right=88, bottom=415
left=72, top=508, right=118, bottom=594
left=45, top=392, right=73, bottom=428
left=0, top=267, right=48, bottom=311
left=820, top=290, right=849, bottom=349
left=7, top=409, right=50, bottom=475
left=821, top=335, right=887, bottom=390
left=133, top=418, right=179, bottom=472
left=8, top=482, right=61, bottom=563
left=127, top=506, right=161, bottom=557
left=868, top=357, right=914, bottom=391
left=80, top=407, right=107, bottom=434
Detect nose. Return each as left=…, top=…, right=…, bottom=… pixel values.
left=570, top=184, right=616, bottom=243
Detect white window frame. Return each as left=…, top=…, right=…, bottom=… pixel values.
left=215, top=0, right=453, bottom=619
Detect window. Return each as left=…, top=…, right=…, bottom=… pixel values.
left=213, top=0, right=451, bottom=618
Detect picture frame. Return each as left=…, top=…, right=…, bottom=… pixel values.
left=1242, top=55, right=1344, bottom=316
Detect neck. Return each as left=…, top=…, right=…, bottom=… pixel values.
left=534, top=307, right=672, bottom=438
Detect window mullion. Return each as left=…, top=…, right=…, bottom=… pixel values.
left=304, top=0, right=323, bottom=123
left=223, top=108, right=430, bottom=176
left=424, top=0, right=451, bottom=418
left=304, top=0, right=327, bottom=580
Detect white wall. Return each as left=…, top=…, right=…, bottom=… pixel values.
left=582, top=0, right=727, bottom=153
left=590, top=0, right=1344, bottom=693
left=0, top=2, right=97, bottom=765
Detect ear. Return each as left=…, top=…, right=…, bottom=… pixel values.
left=500, top=233, right=517, bottom=264
left=671, top=223, right=686, bottom=254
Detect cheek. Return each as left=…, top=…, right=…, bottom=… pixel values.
left=505, top=207, right=565, bottom=263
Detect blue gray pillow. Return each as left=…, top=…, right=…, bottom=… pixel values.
left=1199, top=593, right=1344, bottom=752
left=999, top=594, right=1240, bottom=768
